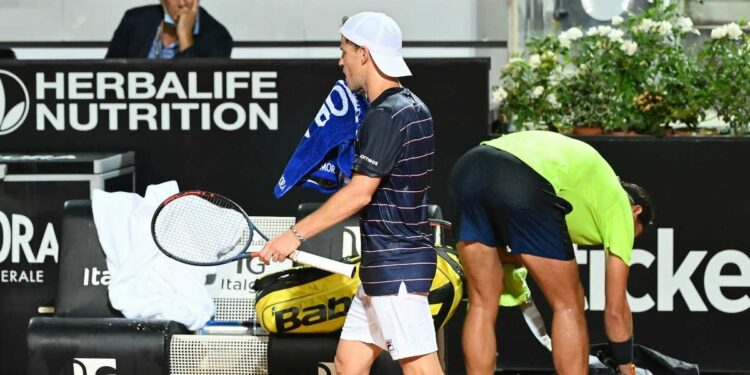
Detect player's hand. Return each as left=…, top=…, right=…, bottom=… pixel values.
left=618, top=363, right=636, bottom=375
left=258, top=230, right=300, bottom=265
left=176, top=0, right=198, bottom=49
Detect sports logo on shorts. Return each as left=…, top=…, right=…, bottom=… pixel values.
left=386, top=339, right=395, bottom=352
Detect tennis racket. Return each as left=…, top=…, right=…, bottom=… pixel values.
left=151, top=190, right=356, bottom=278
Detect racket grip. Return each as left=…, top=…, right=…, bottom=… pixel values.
left=290, top=250, right=356, bottom=278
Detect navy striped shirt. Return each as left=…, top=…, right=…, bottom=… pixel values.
left=352, top=87, right=436, bottom=296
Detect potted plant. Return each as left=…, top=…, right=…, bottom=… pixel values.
left=493, top=35, right=566, bottom=132
left=621, top=0, right=705, bottom=135
left=557, top=24, right=637, bottom=134
left=699, top=22, right=750, bottom=135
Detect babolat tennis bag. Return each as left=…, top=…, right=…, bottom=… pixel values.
left=253, top=246, right=464, bottom=334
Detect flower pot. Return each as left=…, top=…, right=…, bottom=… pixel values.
left=573, top=126, right=604, bottom=135
left=609, top=130, right=638, bottom=136
left=666, top=129, right=695, bottom=137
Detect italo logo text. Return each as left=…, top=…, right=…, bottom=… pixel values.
left=83, top=267, right=110, bottom=286
left=7, top=71, right=279, bottom=135
left=580, top=228, right=750, bottom=313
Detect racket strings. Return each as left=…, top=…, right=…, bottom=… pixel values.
left=154, top=194, right=252, bottom=263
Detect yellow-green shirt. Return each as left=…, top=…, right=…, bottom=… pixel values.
left=482, top=131, right=633, bottom=264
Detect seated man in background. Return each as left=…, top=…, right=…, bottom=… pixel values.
left=106, top=0, right=232, bottom=59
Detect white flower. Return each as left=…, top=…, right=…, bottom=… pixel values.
left=531, top=86, right=544, bottom=99
left=492, top=87, right=508, bottom=106
left=547, top=93, right=560, bottom=108
left=620, top=40, right=638, bottom=56
left=587, top=25, right=614, bottom=37
left=658, top=20, right=673, bottom=36
left=543, top=50, right=556, bottom=60
left=558, top=28, right=582, bottom=48
left=676, top=17, right=694, bottom=33
left=529, top=54, right=542, bottom=69
left=711, top=23, right=743, bottom=39
left=612, top=16, right=624, bottom=26
left=608, top=29, right=625, bottom=43
left=726, top=22, right=743, bottom=39
left=647, top=0, right=653, bottom=3
left=635, top=18, right=657, bottom=33
left=561, top=63, right=579, bottom=78
left=567, top=27, right=583, bottom=40
left=711, top=25, right=728, bottom=39
left=558, top=35, right=572, bottom=49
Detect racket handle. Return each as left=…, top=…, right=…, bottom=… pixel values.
left=290, top=250, right=356, bottom=278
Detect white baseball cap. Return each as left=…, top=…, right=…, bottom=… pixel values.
left=339, top=12, right=412, bottom=78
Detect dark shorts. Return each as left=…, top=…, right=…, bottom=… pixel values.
left=449, top=145, right=574, bottom=260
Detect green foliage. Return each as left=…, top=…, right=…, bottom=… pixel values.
left=492, top=0, right=748, bottom=135
left=698, top=22, right=750, bottom=134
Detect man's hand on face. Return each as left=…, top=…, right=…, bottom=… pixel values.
left=176, top=0, right=198, bottom=50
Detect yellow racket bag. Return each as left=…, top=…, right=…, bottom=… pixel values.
left=253, top=246, right=464, bottom=334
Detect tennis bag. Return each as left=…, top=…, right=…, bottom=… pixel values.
left=253, top=246, right=464, bottom=334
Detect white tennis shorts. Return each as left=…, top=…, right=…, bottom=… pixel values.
left=340, top=282, right=438, bottom=360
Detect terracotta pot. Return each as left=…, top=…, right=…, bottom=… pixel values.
left=668, top=129, right=695, bottom=137
left=572, top=126, right=604, bottom=135
left=609, top=130, right=638, bottom=136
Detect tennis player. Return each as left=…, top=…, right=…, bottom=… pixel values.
left=259, top=12, right=442, bottom=375
left=450, top=130, right=653, bottom=375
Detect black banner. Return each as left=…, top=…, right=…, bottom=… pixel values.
left=0, top=59, right=489, bottom=375
left=0, top=59, right=490, bottom=216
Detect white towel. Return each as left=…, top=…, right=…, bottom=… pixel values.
left=91, top=181, right=215, bottom=330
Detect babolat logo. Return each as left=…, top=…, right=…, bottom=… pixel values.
left=0, top=69, right=30, bottom=135
left=72, top=358, right=117, bottom=375
left=274, top=296, right=351, bottom=333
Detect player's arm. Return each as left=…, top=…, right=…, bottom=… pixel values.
left=296, top=173, right=379, bottom=234
left=258, top=173, right=379, bottom=264
left=605, top=251, right=635, bottom=375
left=258, top=107, right=400, bottom=264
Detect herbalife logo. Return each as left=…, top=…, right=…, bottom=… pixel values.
left=0, top=70, right=29, bottom=135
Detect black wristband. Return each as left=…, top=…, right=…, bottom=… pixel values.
left=609, top=336, right=634, bottom=365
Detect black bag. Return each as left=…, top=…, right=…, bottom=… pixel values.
left=590, top=343, right=700, bottom=374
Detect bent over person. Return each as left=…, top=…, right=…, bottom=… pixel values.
left=450, top=130, right=654, bottom=375
left=259, top=12, right=442, bottom=375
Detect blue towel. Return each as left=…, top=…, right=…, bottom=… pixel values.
left=274, top=80, right=369, bottom=198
